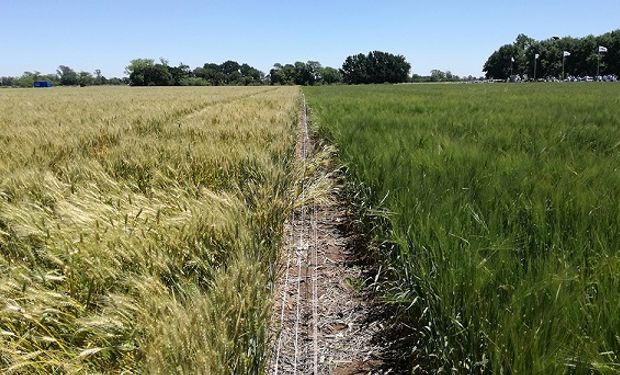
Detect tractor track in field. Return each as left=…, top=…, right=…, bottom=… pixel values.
left=181, top=86, right=279, bottom=121
left=268, top=95, right=388, bottom=375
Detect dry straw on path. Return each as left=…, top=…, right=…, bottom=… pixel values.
left=269, top=96, right=383, bottom=375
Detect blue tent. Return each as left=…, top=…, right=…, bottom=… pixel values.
left=33, top=80, right=52, bottom=88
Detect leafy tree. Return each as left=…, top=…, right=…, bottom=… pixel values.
left=220, top=60, right=240, bottom=76
left=78, top=71, right=94, bottom=86
left=483, top=45, right=518, bottom=79
left=268, top=61, right=342, bottom=85
left=340, top=53, right=369, bottom=84
left=239, top=63, right=263, bottom=85
left=293, top=62, right=315, bottom=85
left=318, top=66, right=342, bottom=84
left=57, top=65, right=78, bottom=85
left=269, top=63, right=296, bottom=85
left=191, top=61, right=263, bottom=86
left=268, top=61, right=324, bottom=85
left=144, top=64, right=171, bottom=86
left=341, top=51, right=411, bottom=84
left=125, top=58, right=155, bottom=86
left=306, top=61, right=323, bottom=84
left=125, top=58, right=171, bottom=86
left=430, top=69, right=446, bottom=82
left=93, top=69, right=107, bottom=85
left=0, top=76, right=16, bottom=86
left=597, top=29, right=620, bottom=76
left=221, top=60, right=241, bottom=84
left=15, top=72, right=37, bottom=87
left=428, top=69, right=461, bottom=82
left=195, top=63, right=225, bottom=85
left=168, top=63, right=191, bottom=85
left=445, top=71, right=459, bottom=81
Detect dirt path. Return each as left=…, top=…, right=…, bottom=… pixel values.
left=268, top=96, right=384, bottom=374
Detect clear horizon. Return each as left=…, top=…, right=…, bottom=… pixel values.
left=1, top=0, right=619, bottom=79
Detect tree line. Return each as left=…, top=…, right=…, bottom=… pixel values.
left=484, top=30, right=620, bottom=79
left=1, top=51, right=413, bottom=88
left=126, top=51, right=411, bottom=86
left=412, top=70, right=483, bottom=83
left=124, top=58, right=265, bottom=86
left=1, top=50, right=417, bottom=87
left=0, top=66, right=127, bottom=87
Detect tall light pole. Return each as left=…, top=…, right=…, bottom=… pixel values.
left=597, top=45, right=608, bottom=79
left=552, top=36, right=560, bottom=80
left=534, top=53, right=539, bottom=81
left=562, top=51, right=570, bottom=80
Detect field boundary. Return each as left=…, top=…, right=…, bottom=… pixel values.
left=268, top=92, right=385, bottom=374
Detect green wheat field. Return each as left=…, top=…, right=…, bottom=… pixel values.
left=305, top=83, right=620, bottom=374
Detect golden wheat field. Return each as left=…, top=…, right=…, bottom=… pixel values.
left=0, top=86, right=300, bottom=373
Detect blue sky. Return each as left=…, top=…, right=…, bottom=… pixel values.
left=1, top=0, right=619, bottom=78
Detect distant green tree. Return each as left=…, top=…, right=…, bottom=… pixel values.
left=78, top=71, right=94, bottom=86
left=107, top=77, right=126, bottom=85
left=597, top=30, right=620, bottom=76
left=269, top=63, right=295, bottom=85
left=221, top=60, right=241, bottom=84
left=145, top=64, right=171, bottom=86
left=195, top=63, right=225, bottom=85
left=1, top=72, right=58, bottom=87
left=483, top=45, right=518, bottom=79
left=293, top=62, right=315, bottom=85
left=306, top=61, right=322, bottom=84
left=0, top=76, right=16, bottom=86
left=179, top=76, right=210, bottom=86
left=268, top=61, right=342, bottom=85
left=340, top=53, right=368, bottom=84
left=93, top=69, right=107, bottom=85
left=318, top=66, right=342, bottom=84
left=125, top=58, right=155, bottom=86
left=428, top=69, right=460, bottom=82
left=15, top=72, right=37, bottom=87
left=430, top=69, right=446, bottom=82
left=57, top=65, right=78, bottom=85
left=221, top=60, right=240, bottom=75
left=410, top=74, right=431, bottom=83
left=168, top=63, right=191, bottom=85
left=239, top=63, right=263, bottom=85
left=125, top=58, right=171, bottom=86
left=341, top=51, right=411, bottom=84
